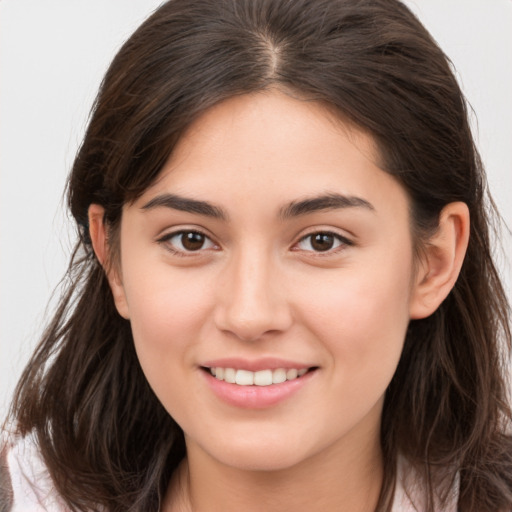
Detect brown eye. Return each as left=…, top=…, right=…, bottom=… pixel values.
left=296, top=231, right=351, bottom=253
left=159, top=230, right=216, bottom=253
left=310, top=233, right=335, bottom=251
left=181, top=231, right=206, bottom=251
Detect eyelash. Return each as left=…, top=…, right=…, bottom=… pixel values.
left=156, top=229, right=353, bottom=257
left=157, top=230, right=217, bottom=257
left=294, top=231, right=353, bottom=255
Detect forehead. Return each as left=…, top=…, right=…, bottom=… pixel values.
left=134, top=90, right=409, bottom=220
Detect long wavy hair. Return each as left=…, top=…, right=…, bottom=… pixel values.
left=5, top=0, right=512, bottom=510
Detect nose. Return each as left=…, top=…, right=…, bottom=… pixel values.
left=213, top=248, right=293, bottom=342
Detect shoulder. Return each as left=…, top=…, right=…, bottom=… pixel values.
left=1, top=440, right=14, bottom=511
left=0, top=432, right=69, bottom=511
left=392, top=456, right=459, bottom=512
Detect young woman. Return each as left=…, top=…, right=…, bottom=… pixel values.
left=2, top=0, right=511, bottom=511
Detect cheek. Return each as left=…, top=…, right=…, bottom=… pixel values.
left=296, top=253, right=413, bottom=383
left=121, top=265, right=216, bottom=383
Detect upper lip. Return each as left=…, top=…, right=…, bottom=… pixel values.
left=201, top=357, right=315, bottom=372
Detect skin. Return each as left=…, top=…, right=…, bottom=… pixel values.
left=89, top=90, right=469, bottom=512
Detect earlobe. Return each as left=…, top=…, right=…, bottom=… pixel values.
left=409, top=202, right=470, bottom=319
left=88, top=204, right=130, bottom=320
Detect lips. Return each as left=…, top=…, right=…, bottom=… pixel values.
left=200, top=358, right=317, bottom=409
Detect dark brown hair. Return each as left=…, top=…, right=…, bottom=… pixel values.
left=6, top=0, right=512, bottom=510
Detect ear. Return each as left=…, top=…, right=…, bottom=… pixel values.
left=409, top=202, right=470, bottom=319
left=88, top=204, right=130, bottom=319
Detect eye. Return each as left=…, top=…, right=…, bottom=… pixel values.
left=296, top=231, right=351, bottom=253
left=158, top=230, right=217, bottom=254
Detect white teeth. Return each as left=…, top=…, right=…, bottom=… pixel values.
left=224, top=368, right=236, bottom=383
left=210, top=367, right=310, bottom=386
left=254, top=369, right=272, bottom=386
left=235, top=369, right=254, bottom=386
left=272, top=368, right=287, bottom=384
left=286, top=368, right=298, bottom=380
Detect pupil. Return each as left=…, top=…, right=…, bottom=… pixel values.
left=311, top=233, right=334, bottom=251
left=182, top=232, right=204, bottom=251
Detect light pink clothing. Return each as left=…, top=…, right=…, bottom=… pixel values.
left=2, top=435, right=458, bottom=511
left=2, top=434, right=68, bottom=511
left=392, top=456, right=458, bottom=512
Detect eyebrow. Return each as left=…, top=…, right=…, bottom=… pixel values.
left=141, top=192, right=374, bottom=221
left=279, top=193, right=375, bottom=219
left=141, top=193, right=228, bottom=220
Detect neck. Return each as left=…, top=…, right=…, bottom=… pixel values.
left=164, top=432, right=383, bottom=512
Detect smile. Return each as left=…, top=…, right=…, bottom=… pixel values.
left=202, top=365, right=317, bottom=409
left=208, top=367, right=309, bottom=386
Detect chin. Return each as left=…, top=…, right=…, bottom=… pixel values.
left=202, top=435, right=317, bottom=472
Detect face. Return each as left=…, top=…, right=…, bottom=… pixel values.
left=110, top=90, right=420, bottom=472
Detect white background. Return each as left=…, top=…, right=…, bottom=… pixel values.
left=1, top=0, right=511, bottom=419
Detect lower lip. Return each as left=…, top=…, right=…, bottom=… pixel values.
left=202, top=369, right=315, bottom=409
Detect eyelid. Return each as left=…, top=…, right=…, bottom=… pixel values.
left=156, top=227, right=219, bottom=256
left=155, top=223, right=218, bottom=243
left=292, top=229, right=354, bottom=254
